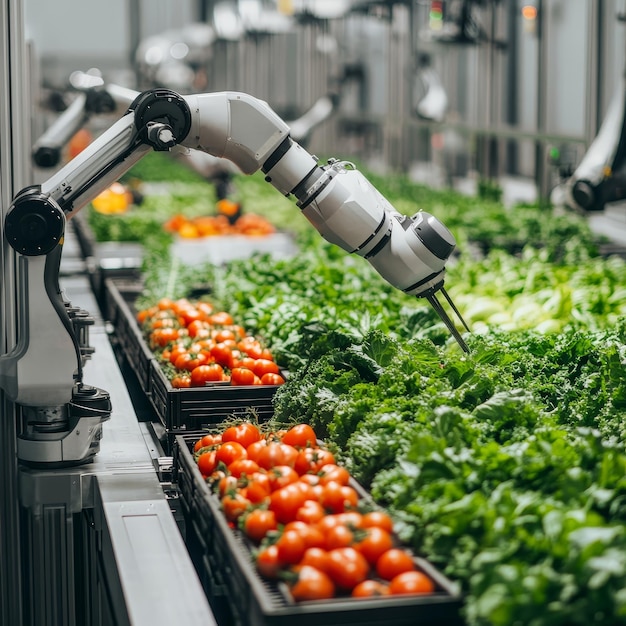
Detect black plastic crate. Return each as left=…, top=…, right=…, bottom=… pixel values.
left=104, top=277, right=280, bottom=431
left=149, top=360, right=276, bottom=430
left=174, top=434, right=464, bottom=626
left=104, top=278, right=154, bottom=395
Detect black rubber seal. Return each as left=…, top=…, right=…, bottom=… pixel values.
left=262, top=136, right=292, bottom=174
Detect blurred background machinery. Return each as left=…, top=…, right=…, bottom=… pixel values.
left=24, top=0, right=626, bottom=212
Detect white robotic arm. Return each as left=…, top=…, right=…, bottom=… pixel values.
left=2, top=88, right=468, bottom=465
left=555, top=77, right=626, bottom=212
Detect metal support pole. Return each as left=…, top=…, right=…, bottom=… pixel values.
left=127, top=0, right=142, bottom=75
left=505, top=0, right=519, bottom=175
left=586, top=0, right=604, bottom=141
left=0, top=0, right=28, bottom=623
left=534, top=0, right=550, bottom=204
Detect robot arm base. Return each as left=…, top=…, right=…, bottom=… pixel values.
left=18, top=416, right=106, bottom=466
left=17, top=384, right=111, bottom=466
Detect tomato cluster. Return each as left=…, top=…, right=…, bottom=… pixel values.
left=136, top=297, right=285, bottom=388
left=192, top=421, right=436, bottom=602
left=164, top=212, right=275, bottom=238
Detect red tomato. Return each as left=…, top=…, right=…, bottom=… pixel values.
left=267, top=465, right=300, bottom=491
left=260, top=373, right=285, bottom=386
left=299, top=473, right=321, bottom=487
left=326, top=547, right=369, bottom=590
left=199, top=433, right=222, bottom=448
left=376, top=548, right=416, bottom=581
left=288, top=565, right=335, bottom=602
left=295, top=500, right=326, bottom=525
left=178, top=307, right=203, bottom=326
left=169, top=345, right=190, bottom=365
left=197, top=451, right=217, bottom=476
left=221, top=491, right=251, bottom=522
left=214, top=329, right=237, bottom=343
left=361, top=510, right=395, bottom=533
left=269, top=483, right=310, bottom=524
left=294, top=447, right=336, bottom=474
left=256, top=544, right=281, bottom=579
left=318, top=464, right=351, bottom=486
left=187, top=319, right=210, bottom=338
left=171, top=298, right=191, bottom=314
left=150, top=327, right=179, bottom=347
left=136, top=307, right=156, bottom=324
left=238, top=337, right=264, bottom=358
left=211, top=342, right=235, bottom=368
left=282, top=424, right=317, bottom=448
left=320, top=481, right=359, bottom=514
left=246, top=438, right=269, bottom=463
left=222, top=422, right=262, bottom=448
left=257, top=442, right=298, bottom=470
left=299, top=547, right=331, bottom=573
left=243, top=509, right=278, bottom=543
left=196, top=301, right=214, bottom=317
left=351, top=580, right=390, bottom=598
left=215, top=441, right=248, bottom=467
left=230, top=367, right=260, bottom=386
left=208, top=311, right=234, bottom=326
left=291, top=479, right=317, bottom=503
left=335, top=511, right=364, bottom=528
left=152, top=318, right=177, bottom=331
left=217, top=474, right=239, bottom=497
left=190, top=363, right=224, bottom=386
left=275, top=529, right=307, bottom=565
left=245, top=472, right=272, bottom=504
left=389, top=570, right=435, bottom=595
left=175, top=351, right=209, bottom=372
left=283, top=521, right=326, bottom=549
left=155, top=297, right=174, bottom=311
left=353, top=527, right=394, bottom=565
left=260, top=348, right=274, bottom=361
left=235, top=356, right=257, bottom=371
left=316, top=514, right=347, bottom=535
left=227, top=458, right=260, bottom=478
left=171, top=374, right=191, bottom=388
left=325, top=523, right=356, bottom=550
left=252, top=358, right=280, bottom=378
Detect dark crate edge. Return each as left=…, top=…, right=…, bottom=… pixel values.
left=104, top=278, right=154, bottom=394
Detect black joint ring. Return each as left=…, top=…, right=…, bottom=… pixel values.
left=129, top=89, right=192, bottom=145
left=5, top=189, right=65, bottom=256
